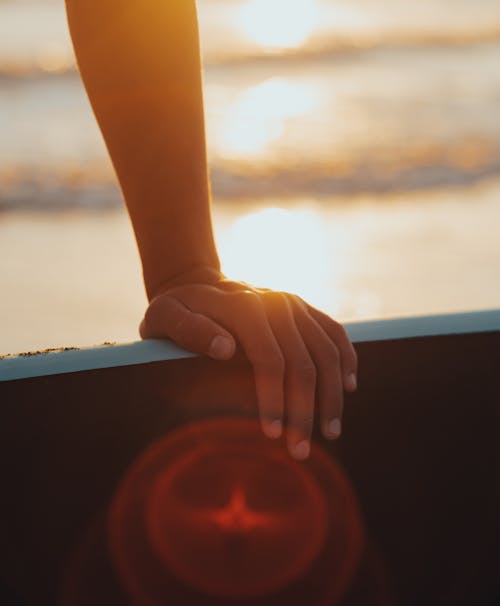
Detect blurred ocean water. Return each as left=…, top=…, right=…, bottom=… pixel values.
left=1, top=0, right=500, bottom=210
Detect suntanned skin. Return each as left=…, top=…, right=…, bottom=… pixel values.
left=65, top=0, right=358, bottom=460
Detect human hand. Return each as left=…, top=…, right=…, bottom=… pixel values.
left=140, top=273, right=358, bottom=461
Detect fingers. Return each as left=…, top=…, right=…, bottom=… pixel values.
left=140, top=294, right=236, bottom=360
left=301, top=300, right=358, bottom=393
left=290, top=297, right=344, bottom=442
left=140, top=285, right=358, bottom=463
left=263, top=293, right=316, bottom=460
left=220, top=292, right=286, bottom=442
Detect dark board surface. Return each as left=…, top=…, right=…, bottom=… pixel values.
left=0, top=331, right=499, bottom=605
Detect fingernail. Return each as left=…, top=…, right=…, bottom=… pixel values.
left=291, top=440, right=310, bottom=461
left=208, top=335, right=234, bottom=360
left=346, top=372, right=357, bottom=391
left=326, top=418, right=342, bottom=439
left=263, top=419, right=282, bottom=439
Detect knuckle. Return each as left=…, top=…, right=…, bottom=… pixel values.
left=262, top=289, right=284, bottom=304
left=233, top=290, right=261, bottom=311
left=172, top=313, right=215, bottom=352
left=167, top=306, right=189, bottom=331
left=330, top=318, right=347, bottom=338
left=291, top=293, right=307, bottom=310
left=325, top=344, right=341, bottom=365
left=171, top=309, right=205, bottom=339
left=262, top=290, right=289, bottom=313
left=170, top=314, right=194, bottom=344
left=272, top=290, right=289, bottom=302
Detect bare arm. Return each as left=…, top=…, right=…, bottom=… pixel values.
left=66, top=0, right=358, bottom=460
left=65, top=0, right=218, bottom=299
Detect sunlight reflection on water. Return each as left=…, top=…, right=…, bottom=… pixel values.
left=216, top=79, right=320, bottom=158
left=236, top=0, right=320, bottom=50
left=214, top=181, right=500, bottom=322
left=218, top=207, right=332, bottom=307
left=217, top=204, right=378, bottom=317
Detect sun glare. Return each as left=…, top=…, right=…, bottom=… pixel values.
left=237, top=0, right=319, bottom=50
left=218, top=207, right=333, bottom=310
left=218, top=78, right=319, bottom=157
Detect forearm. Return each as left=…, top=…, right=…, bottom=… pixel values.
left=65, top=0, right=220, bottom=299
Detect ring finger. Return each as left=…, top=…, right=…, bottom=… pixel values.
left=290, top=296, right=344, bottom=441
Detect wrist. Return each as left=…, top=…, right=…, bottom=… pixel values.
left=146, top=263, right=223, bottom=301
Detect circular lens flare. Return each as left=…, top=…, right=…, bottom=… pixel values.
left=147, top=443, right=328, bottom=598
left=108, top=418, right=364, bottom=605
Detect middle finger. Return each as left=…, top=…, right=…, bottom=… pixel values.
left=263, top=292, right=316, bottom=461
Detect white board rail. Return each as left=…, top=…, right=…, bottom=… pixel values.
left=1, top=308, right=499, bottom=383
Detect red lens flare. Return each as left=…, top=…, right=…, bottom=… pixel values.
left=108, top=418, right=364, bottom=605
left=146, top=443, right=327, bottom=598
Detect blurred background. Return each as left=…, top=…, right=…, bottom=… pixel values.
left=1, top=0, right=499, bottom=354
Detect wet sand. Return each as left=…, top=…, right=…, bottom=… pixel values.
left=1, top=180, right=499, bottom=356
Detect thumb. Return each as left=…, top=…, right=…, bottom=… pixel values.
left=140, top=295, right=236, bottom=360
